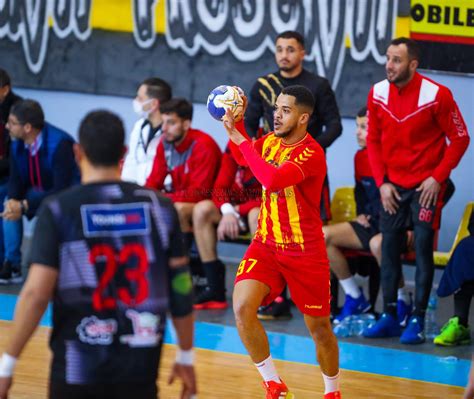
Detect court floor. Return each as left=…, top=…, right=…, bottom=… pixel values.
left=0, top=293, right=468, bottom=398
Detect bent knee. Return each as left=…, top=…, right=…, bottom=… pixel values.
left=192, top=200, right=216, bottom=222
left=233, top=299, right=259, bottom=323
left=322, top=226, right=331, bottom=245
left=369, top=235, right=382, bottom=255
left=307, top=318, right=334, bottom=340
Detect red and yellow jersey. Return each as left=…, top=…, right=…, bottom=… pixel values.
left=231, top=122, right=327, bottom=253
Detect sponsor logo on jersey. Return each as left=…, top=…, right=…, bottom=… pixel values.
left=77, top=316, right=117, bottom=345
left=81, top=203, right=150, bottom=236
left=120, top=309, right=162, bottom=348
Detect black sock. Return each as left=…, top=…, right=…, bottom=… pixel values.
left=183, top=232, right=194, bottom=254
left=202, top=260, right=226, bottom=295
left=454, top=281, right=474, bottom=327
left=385, top=303, right=398, bottom=318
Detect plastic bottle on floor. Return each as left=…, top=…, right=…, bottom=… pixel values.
left=424, top=294, right=439, bottom=339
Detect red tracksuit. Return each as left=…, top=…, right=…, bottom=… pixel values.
left=145, top=128, right=221, bottom=203
left=367, top=72, right=469, bottom=188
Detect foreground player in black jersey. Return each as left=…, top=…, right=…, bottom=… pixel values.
left=0, top=110, right=196, bottom=399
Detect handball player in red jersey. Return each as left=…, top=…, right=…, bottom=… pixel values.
left=223, top=85, right=341, bottom=399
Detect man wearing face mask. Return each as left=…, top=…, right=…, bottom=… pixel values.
left=122, top=77, right=172, bottom=186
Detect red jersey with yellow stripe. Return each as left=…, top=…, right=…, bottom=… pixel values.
left=231, top=122, right=327, bottom=254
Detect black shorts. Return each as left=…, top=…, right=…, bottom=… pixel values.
left=49, top=381, right=158, bottom=399
left=349, top=221, right=379, bottom=251
left=380, top=180, right=451, bottom=233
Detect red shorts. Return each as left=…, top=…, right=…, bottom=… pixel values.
left=234, top=240, right=331, bottom=317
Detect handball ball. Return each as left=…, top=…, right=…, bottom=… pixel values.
left=207, top=85, right=244, bottom=121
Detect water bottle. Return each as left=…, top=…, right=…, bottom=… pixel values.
left=424, top=294, right=439, bottom=339
left=333, top=313, right=376, bottom=337
left=349, top=316, right=366, bottom=336
left=358, top=313, right=376, bottom=332
left=333, top=317, right=351, bottom=337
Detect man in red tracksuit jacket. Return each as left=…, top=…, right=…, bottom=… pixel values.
left=363, top=37, right=470, bottom=344
left=145, top=98, right=222, bottom=255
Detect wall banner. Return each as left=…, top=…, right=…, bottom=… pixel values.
left=0, top=1, right=472, bottom=116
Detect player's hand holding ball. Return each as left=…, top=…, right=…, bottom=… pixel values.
left=208, top=85, right=247, bottom=145
left=207, top=85, right=246, bottom=122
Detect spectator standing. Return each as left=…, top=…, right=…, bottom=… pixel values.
left=363, top=38, right=470, bottom=344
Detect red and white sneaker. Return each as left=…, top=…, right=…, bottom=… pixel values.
left=324, top=391, right=341, bottom=399
left=262, top=380, right=295, bottom=398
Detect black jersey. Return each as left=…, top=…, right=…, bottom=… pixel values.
left=244, top=69, right=342, bottom=148
left=28, top=181, right=186, bottom=385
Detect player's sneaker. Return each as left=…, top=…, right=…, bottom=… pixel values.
left=262, top=379, right=295, bottom=399
left=400, top=315, right=425, bottom=344
left=397, top=297, right=413, bottom=328
left=433, top=317, right=471, bottom=346
left=362, top=313, right=401, bottom=338
left=324, top=391, right=341, bottom=399
left=193, top=287, right=228, bottom=310
left=334, top=290, right=371, bottom=324
left=257, top=296, right=293, bottom=320
left=0, top=261, right=23, bottom=285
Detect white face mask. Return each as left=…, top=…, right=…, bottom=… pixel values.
left=132, top=98, right=154, bottom=118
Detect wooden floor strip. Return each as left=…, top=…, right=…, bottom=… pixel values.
left=0, top=321, right=464, bottom=398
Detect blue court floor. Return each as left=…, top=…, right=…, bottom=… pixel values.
left=0, top=293, right=469, bottom=388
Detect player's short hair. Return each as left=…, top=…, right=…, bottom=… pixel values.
left=160, top=98, right=193, bottom=121
left=10, top=99, right=45, bottom=130
left=79, top=110, right=125, bottom=167
left=141, top=77, right=172, bottom=103
left=276, top=31, right=305, bottom=49
left=0, top=69, right=11, bottom=88
left=390, top=37, right=420, bottom=62
left=281, top=85, right=315, bottom=115
left=357, top=106, right=367, bottom=118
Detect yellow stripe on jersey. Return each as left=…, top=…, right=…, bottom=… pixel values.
left=259, top=137, right=279, bottom=243
left=269, top=145, right=294, bottom=244
left=257, top=137, right=281, bottom=243
left=258, top=189, right=268, bottom=243
left=284, top=186, right=305, bottom=250
left=269, top=191, right=282, bottom=243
